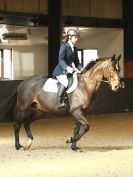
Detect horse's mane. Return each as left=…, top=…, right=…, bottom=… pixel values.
left=81, top=57, right=110, bottom=74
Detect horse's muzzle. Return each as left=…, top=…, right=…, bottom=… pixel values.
left=111, top=79, right=121, bottom=91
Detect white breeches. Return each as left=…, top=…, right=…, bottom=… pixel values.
left=56, top=75, right=68, bottom=88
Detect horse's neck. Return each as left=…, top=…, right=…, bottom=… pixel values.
left=81, top=64, right=105, bottom=94
left=83, top=66, right=103, bottom=82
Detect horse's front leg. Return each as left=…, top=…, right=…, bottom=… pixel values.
left=71, top=121, right=81, bottom=151
left=14, top=121, right=22, bottom=150
left=66, top=109, right=90, bottom=150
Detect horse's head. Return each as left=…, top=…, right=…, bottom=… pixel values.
left=102, top=54, right=121, bottom=91
left=82, top=54, right=122, bottom=91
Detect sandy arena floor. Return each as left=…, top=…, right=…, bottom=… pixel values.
left=1, top=112, right=133, bottom=177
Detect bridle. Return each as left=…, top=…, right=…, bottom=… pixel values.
left=81, top=63, right=120, bottom=87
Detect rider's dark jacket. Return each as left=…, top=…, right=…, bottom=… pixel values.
left=52, top=42, right=82, bottom=77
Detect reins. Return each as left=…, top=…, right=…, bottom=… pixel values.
left=80, top=75, right=112, bottom=86
left=99, top=79, right=111, bottom=85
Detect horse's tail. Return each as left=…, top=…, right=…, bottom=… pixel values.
left=0, top=90, right=17, bottom=122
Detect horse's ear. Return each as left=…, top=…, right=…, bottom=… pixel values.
left=117, top=54, right=121, bottom=61
left=111, top=54, right=116, bottom=61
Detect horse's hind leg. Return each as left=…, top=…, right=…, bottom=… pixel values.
left=71, top=121, right=81, bottom=150
left=14, top=121, right=22, bottom=150
left=23, top=109, right=46, bottom=150
left=23, top=120, right=33, bottom=150
left=14, top=109, right=25, bottom=150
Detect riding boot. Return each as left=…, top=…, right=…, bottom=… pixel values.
left=55, top=84, right=67, bottom=109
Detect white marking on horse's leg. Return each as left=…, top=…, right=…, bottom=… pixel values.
left=23, top=138, right=33, bottom=150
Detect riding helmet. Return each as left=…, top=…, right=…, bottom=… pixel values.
left=67, top=28, right=80, bottom=37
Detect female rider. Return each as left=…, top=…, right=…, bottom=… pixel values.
left=52, top=28, right=83, bottom=109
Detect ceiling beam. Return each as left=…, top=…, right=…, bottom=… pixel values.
left=0, top=13, right=48, bottom=26
left=0, top=12, right=123, bottom=28
left=62, top=16, right=123, bottom=28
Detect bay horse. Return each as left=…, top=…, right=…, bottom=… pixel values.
left=6, top=54, right=121, bottom=151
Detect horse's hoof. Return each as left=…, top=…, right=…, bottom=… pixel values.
left=71, top=145, right=82, bottom=152
left=15, top=144, right=23, bottom=150
left=66, top=137, right=73, bottom=143
left=23, top=138, right=33, bottom=150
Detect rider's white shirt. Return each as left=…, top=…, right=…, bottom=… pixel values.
left=67, top=40, right=74, bottom=52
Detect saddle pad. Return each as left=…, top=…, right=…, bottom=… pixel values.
left=43, top=73, right=78, bottom=94
left=43, top=78, right=58, bottom=92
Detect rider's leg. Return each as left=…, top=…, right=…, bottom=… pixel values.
left=56, top=75, right=68, bottom=109
left=56, top=83, right=67, bottom=109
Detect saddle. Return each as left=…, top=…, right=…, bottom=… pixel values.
left=43, top=72, right=78, bottom=94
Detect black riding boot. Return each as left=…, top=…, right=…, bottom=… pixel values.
left=56, top=84, right=66, bottom=109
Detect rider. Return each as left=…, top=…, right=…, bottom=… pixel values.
left=52, top=28, right=83, bottom=109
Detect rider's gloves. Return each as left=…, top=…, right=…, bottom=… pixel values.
left=67, top=66, right=74, bottom=73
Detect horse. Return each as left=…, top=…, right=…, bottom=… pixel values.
left=4, top=54, right=122, bottom=151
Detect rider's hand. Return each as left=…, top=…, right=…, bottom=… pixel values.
left=67, top=66, right=74, bottom=73
left=74, top=68, right=81, bottom=73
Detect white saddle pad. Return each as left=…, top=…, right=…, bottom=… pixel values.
left=43, top=73, right=78, bottom=94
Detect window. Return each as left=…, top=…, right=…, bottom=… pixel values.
left=77, top=49, right=83, bottom=66
left=78, top=49, right=98, bottom=68
left=0, top=49, right=12, bottom=79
